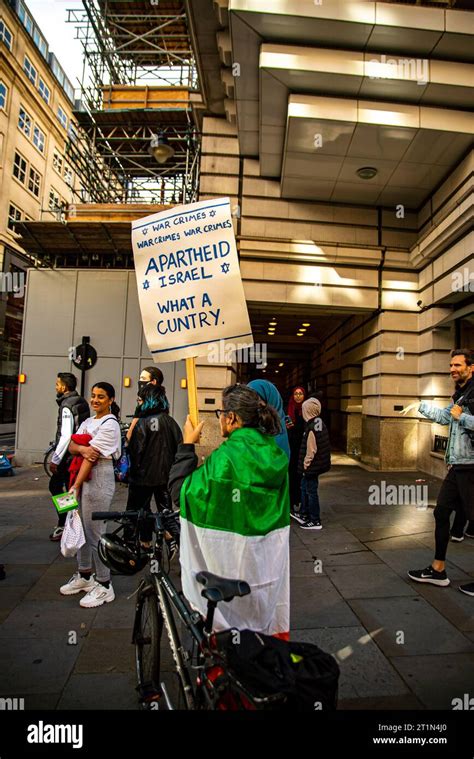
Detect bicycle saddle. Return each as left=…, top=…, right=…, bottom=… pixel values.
left=196, top=571, right=251, bottom=603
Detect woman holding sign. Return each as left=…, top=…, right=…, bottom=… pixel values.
left=169, top=384, right=290, bottom=639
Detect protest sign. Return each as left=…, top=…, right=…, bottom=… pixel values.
left=131, top=197, right=253, bottom=363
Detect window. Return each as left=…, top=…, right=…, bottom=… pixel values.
left=28, top=166, right=41, bottom=197
left=57, top=105, right=67, bottom=130
left=38, top=79, right=50, bottom=104
left=0, top=81, right=7, bottom=110
left=64, top=165, right=73, bottom=187
left=13, top=152, right=27, bottom=184
left=23, top=56, right=37, bottom=85
left=53, top=151, right=63, bottom=174
left=49, top=187, right=61, bottom=211
left=8, top=204, right=22, bottom=233
left=0, top=19, right=13, bottom=51
left=33, top=124, right=45, bottom=153
left=68, top=123, right=78, bottom=142
left=18, top=106, right=32, bottom=138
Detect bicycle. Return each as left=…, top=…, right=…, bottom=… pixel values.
left=43, top=441, right=55, bottom=478
left=91, top=508, right=287, bottom=710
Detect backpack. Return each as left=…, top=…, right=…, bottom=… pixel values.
left=99, top=417, right=130, bottom=484
left=214, top=629, right=340, bottom=711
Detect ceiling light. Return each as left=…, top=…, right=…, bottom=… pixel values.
left=302, top=323, right=310, bottom=327
left=149, top=132, right=175, bottom=164
left=278, top=362, right=284, bottom=367
left=297, top=332, right=304, bottom=337
left=299, top=328, right=306, bottom=332
left=356, top=166, right=378, bottom=180
left=269, top=321, right=277, bottom=326
left=275, top=370, right=279, bottom=374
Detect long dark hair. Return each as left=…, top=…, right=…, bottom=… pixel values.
left=92, top=382, right=120, bottom=419
left=138, top=383, right=169, bottom=415
left=222, top=384, right=281, bottom=435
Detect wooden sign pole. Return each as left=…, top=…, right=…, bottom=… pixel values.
left=185, top=356, right=199, bottom=428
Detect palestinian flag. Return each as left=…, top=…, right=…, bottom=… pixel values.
left=179, top=426, right=290, bottom=638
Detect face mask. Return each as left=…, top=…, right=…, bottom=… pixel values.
left=138, top=381, right=148, bottom=393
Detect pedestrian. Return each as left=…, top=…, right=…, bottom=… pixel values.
left=293, top=397, right=331, bottom=530
left=407, top=349, right=474, bottom=596
left=49, top=372, right=89, bottom=541
left=248, top=379, right=290, bottom=459
left=286, top=386, right=306, bottom=514
left=60, top=382, right=121, bottom=608
left=169, top=384, right=290, bottom=638
left=126, top=384, right=182, bottom=554
left=126, top=366, right=165, bottom=442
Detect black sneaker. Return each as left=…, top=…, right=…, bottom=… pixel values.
left=407, top=565, right=450, bottom=587
left=459, top=582, right=474, bottom=597
left=450, top=534, right=464, bottom=543
left=290, top=512, right=307, bottom=525
left=300, top=520, right=322, bottom=531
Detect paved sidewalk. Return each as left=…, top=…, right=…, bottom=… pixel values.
left=0, top=461, right=473, bottom=710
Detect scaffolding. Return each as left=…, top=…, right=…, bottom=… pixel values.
left=64, top=0, right=200, bottom=205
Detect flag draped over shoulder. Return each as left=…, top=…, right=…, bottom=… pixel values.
left=179, top=427, right=290, bottom=637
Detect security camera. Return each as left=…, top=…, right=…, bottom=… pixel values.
left=417, top=300, right=423, bottom=308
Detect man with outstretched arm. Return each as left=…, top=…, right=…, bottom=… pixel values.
left=404, top=349, right=474, bottom=596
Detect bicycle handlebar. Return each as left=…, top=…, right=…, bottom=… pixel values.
left=91, top=511, right=138, bottom=521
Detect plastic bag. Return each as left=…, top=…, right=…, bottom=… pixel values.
left=60, top=509, right=86, bottom=558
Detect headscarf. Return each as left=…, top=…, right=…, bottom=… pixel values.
left=248, top=379, right=290, bottom=459
left=302, top=397, right=321, bottom=422
left=287, top=386, right=306, bottom=424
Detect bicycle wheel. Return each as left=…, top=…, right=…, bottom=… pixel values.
left=134, top=585, right=162, bottom=709
left=134, top=583, right=188, bottom=710
left=43, top=446, right=55, bottom=478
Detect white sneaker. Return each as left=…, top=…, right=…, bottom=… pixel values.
left=60, top=572, right=95, bottom=595
left=80, top=582, right=115, bottom=608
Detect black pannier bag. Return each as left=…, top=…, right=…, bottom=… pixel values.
left=214, top=629, right=340, bottom=710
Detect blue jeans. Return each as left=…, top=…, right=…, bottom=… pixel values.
left=301, top=475, right=320, bottom=522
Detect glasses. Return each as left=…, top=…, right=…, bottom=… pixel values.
left=214, top=409, right=226, bottom=419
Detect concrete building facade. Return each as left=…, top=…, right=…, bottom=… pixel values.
left=0, top=0, right=79, bottom=427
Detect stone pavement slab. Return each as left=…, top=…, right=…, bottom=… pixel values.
left=57, top=673, right=139, bottom=710
left=0, top=600, right=97, bottom=639
left=411, top=583, right=474, bottom=632
left=290, top=576, right=360, bottom=628
left=326, top=564, right=416, bottom=599
left=390, top=653, right=474, bottom=709
left=348, top=596, right=474, bottom=656
left=74, top=629, right=136, bottom=674
left=0, top=635, right=82, bottom=695
left=293, top=627, right=411, bottom=701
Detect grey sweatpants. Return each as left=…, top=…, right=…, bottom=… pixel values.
left=77, top=459, right=115, bottom=582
